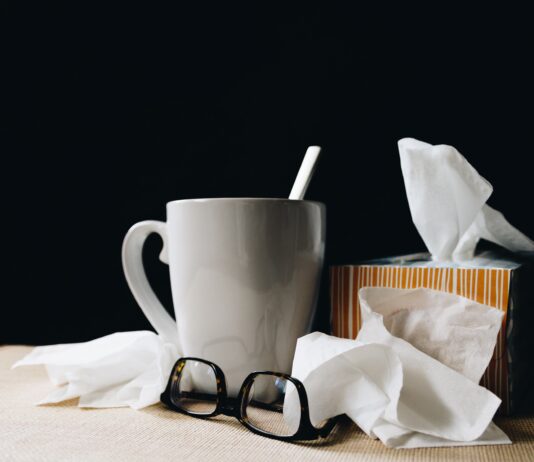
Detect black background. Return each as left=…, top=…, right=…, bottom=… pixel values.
left=4, top=3, right=533, bottom=345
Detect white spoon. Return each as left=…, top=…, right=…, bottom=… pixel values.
left=289, top=146, right=322, bottom=200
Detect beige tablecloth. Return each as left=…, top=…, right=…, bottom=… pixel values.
left=1, top=346, right=533, bottom=462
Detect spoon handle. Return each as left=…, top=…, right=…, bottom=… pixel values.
left=289, top=146, right=322, bottom=200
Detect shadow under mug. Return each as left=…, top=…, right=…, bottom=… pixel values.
left=122, top=198, right=326, bottom=396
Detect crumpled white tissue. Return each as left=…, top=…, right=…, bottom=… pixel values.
left=398, top=137, right=534, bottom=261
left=12, top=331, right=179, bottom=409
left=11, top=289, right=512, bottom=449
left=286, top=287, right=511, bottom=448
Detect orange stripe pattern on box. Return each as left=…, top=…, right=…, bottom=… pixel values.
left=330, top=265, right=511, bottom=414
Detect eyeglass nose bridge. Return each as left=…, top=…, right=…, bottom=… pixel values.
left=217, top=396, right=242, bottom=418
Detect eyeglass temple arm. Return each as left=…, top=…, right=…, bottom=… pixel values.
left=178, top=391, right=219, bottom=402
left=317, top=415, right=340, bottom=437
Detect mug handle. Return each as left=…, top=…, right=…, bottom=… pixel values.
left=122, top=220, right=180, bottom=346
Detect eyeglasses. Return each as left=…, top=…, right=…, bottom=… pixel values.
left=160, top=357, right=337, bottom=441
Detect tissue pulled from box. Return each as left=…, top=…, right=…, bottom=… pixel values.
left=287, top=287, right=511, bottom=448
left=398, top=138, right=534, bottom=261
left=12, top=331, right=179, bottom=409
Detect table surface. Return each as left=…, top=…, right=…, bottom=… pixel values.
left=1, top=346, right=533, bottom=462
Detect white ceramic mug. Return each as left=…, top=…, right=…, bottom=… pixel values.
left=122, top=198, right=326, bottom=395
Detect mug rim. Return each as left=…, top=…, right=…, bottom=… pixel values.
left=166, top=197, right=325, bottom=207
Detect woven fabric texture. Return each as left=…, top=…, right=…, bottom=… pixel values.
left=1, top=346, right=533, bottom=462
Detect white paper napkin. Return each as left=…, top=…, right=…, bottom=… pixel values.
left=12, top=289, right=512, bottom=449
left=286, top=287, right=511, bottom=448
left=398, top=137, right=534, bottom=261
left=12, top=331, right=179, bottom=409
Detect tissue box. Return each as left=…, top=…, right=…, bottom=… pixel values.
left=330, top=250, right=534, bottom=415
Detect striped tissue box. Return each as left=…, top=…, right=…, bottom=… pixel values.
left=330, top=251, right=534, bottom=415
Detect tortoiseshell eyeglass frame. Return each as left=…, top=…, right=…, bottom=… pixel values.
left=160, top=357, right=338, bottom=441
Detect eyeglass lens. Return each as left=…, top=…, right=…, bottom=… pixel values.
left=242, top=374, right=301, bottom=437
left=171, top=360, right=218, bottom=415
